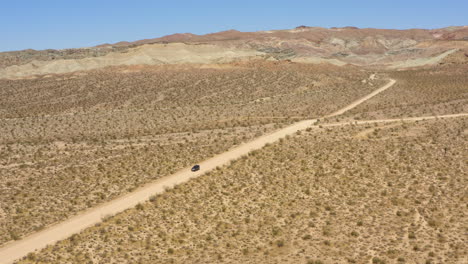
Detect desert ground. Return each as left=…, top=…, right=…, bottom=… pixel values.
left=15, top=116, right=467, bottom=264
left=0, top=26, right=467, bottom=264
left=0, top=61, right=384, bottom=247
left=0, top=76, right=398, bottom=263
left=336, top=60, right=468, bottom=122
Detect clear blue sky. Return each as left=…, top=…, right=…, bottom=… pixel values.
left=2, top=0, right=467, bottom=52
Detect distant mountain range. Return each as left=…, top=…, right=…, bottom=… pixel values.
left=1, top=26, right=467, bottom=78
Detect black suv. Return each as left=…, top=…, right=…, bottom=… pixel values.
left=191, top=165, right=200, bottom=172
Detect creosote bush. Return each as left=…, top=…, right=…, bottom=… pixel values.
left=0, top=61, right=380, bottom=246
left=17, top=117, right=467, bottom=263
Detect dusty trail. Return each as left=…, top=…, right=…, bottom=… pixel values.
left=325, top=79, right=396, bottom=117
left=0, top=78, right=409, bottom=264
left=321, top=113, right=468, bottom=128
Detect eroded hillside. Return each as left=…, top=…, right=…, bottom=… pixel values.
left=1, top=26, right=467, bottom=78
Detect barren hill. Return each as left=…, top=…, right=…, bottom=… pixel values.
left=1, top=26, right=467, bottom=78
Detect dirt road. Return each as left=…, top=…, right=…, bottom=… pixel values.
left=0, top=78, right=406, bottom=263
left=325, top=79, right=396, bottom=117
left=2, top=78, right=467, bottom=263
left=322, top=113, right=468, bottom=128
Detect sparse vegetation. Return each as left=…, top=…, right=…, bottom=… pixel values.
left=0, top=61, right=380, bottom=246
left=17, top=117, right=467, bottom=263
left=341, top=65, right=468, bottom=121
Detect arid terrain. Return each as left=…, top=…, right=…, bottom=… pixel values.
left=1, top=26, right=468, bottom=79
left=15, top=117, right=468, bottom=264
left=0, top=26, right=467, bottom=264
left=0, top=61, right=383, bottom=247
left=328, top=55, right=468, bottom=123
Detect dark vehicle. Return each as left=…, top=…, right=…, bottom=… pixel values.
left=191, top=165, right=200, bottom=172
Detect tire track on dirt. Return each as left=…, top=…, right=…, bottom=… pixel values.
left=0, top=79, right=397, bottom=263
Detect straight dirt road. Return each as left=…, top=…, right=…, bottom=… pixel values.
left=322, top=113, right=468, bottom=127
left=0, top=78, right=403, bottom=263
left=325, top=79, right=396, bottom=117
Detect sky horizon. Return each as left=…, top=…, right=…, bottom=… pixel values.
left=2, top=0, right=467, bottom=52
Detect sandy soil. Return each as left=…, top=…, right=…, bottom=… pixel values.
left=322, top=113, right=468, bottom=128
left=0, top=79, right=396, bottom=264
left=325, top=79, right=396, bottom=117
left=1, top=76, right=466, bottom=263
